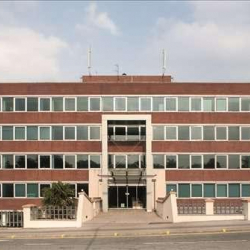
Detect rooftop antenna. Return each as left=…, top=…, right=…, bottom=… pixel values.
left=162, top=49, right=167, bottom=76
left=115, top=64, right=119, bottom=76
left=87, top=46, right=92, bottom=76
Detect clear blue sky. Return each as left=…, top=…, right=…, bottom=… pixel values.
left=1, top=1, right=250, bottom=82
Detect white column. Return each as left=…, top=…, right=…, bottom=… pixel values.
left=205, top=199, right=214, bottom=215
left=242, top=199, right=250, bottom=220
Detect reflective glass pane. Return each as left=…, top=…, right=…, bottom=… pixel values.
left=77, top=183, right=89, bottom=196
left=229, top=184, right=240, bottom=197
left=140, top=97, right=151, bottom=111
left=27, top=98, right=38, bottom=111
left=216, top=98, right=227, bottom=111
left=15, top=155, right=25, bottom=169
left=178, top=126, right=189, bottom=140
left=90, top=97, right=100, bottom=111
left=216, top=127, right=227, bottom=140
left=203, top=98, right=215, bottom=111
left=241, top=127, right=250, bottom=140
left=52, top=155, right=63, bottom=169
left=77, top=126, right=88, bottom=140
left=90, top=127, right=100, bottom=140
left=115, top=155, right=126, bottom=168
left=15, top=98, right=25, bottom=111
left=65, top=155, right=75, bottom=168
left=204, top=184, right=215, bottom=197
left=40, top=155, right=50, bottom=168
left=102, top=97, right=114, bottom=111
left=165, top=97, right=176, bottom=111
left=178, top=184, right=190, bottom=198
left=153, top=97, right=164, bottom=111
left=65, top=127, right=75, bottom=140
left=192, top=184, right=202, bottom=197
left=191, top=98, right=201, bottom=111
left=115, top=127, right=126, bottom=141
left=228, top=97, right=239, bottom=111
left=52, top=126, right=63, bottom=140
left=15, top=127, right=25, bottom=140
left=127, top=127, right=139, bottom=141
left=204, top=155, right=215, bottom=169
left=77, top=97, right=88, bottom=111
left=40, top=184, right=50, bottom=197
left=65, top=98, right=75, bottom=111
left=3, top=97, right=13, bottom=111
left=242, top=184, right=250, bottom=197
left=3, top=184, right=14, bottom=197
left=153, top=126, right=164, bottom=140
left=166, top=126, right=177, bottom=140
left=115, top=97, right=126, bottom=111
left=127, top=155, right=139, bottom=168
left=166, top=155, right=176, bottom=168
left=217, top=184, right=227, bottom=197
left=178, top=155, right=190, bottom=169
left=242, top=155, right=250, bottom=168
left=216, top=155, right=227, bottom=168
left=27, top=184, right=38, bottom=197
left=39, top=127, right=50, bottom=140
left=27, top=155, right=38, bottom=169
left=127, top=97, right=139, bottom=111
left=52, top=97, right=63, bottom=111
left=178, top=97, right=189, bottom=111
left=191, top=126, right=202, bottom=140
left=228, top=126, right=239, bottom=140
left=153, top=155, right=164, bottom=169
left=2, top=155, right=13, bottom=169
left=15, top=184, right=26, bottom=197
left=203, top=126, right=215, bottom=140
left=90, top=155, right=100, bottom=168
left=191, top=155, right=202, bottom=168
left=2, top=126, right=13, bottom=140
left=166, top=184, right=177, bottom=194
left=228, top=155, right=240, bottom=169
left=77, top=155, right=88, bottom=169
left=27, top=126, right=38, bottom=140
left=40, top=98, right=50, bottom=111
left=241, top=98, right=250, bottom=111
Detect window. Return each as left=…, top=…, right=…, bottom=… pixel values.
left=64, top=126, right=75, bottom=140
left=65, top=98, right=75, bottom=111
left=65, top=155, right=76, bottom=168
left=241, top=127, right=250, bottom=140
left=178, top=97, right=189, bottom=111
left=166, top=155, right=177, bottom=168
left=15, top=127, right=25, bottom=140
left=153, top=126, right=164, bottom=140
left=52, top=126, right=63, bottom=140
left=216, top=98, right=227, bottom=111
left=166, top=184, right=177, bottom=194
left=141, top=155, right=146, bottom=168
left=153, top=97, right=164, bottom=111
left=165, top=97, right=176, bottom=111
left=27, top=126, right=38, bottom=140
left=115, top=97, right=126, bottom=111
left=90, top=126, right=100, bottom=140
left=77, top=97, right=88, bottom=111
left=2, top=126, right=13, bottom=140
left=191, top=155, right=202, bottom=168
left=242, top=155, right=250, bottom=169
left=2, top=155, right=13, bottom=169
left=15, top=184, right=26, bottom=197
left=216, top=127, right=227, bottom=140
left=178, top=155, right=190, bottom=169
left=27, top=184, right=38, bottom=198
left=77, top=184, right=89, bottom=196
left=40, top=155, right=51, bottom=169
left=228, top=97, right=239, bottom=111
left=228, top=155, right=240, bottom=169
left=166, top=126, right=177, bottom=140
left=3, top=97, right=13, bottom=111
left=115, top=127, right=126, bottom=141
left=115, top=155, right=126, bottom=168
left=241, top=98, right=250, bottom=111
left=90, top=155, right=100, bottom=168
left=216, top=155, right=227, bottom=169
left=192, top=184, right=202, bottom=197
left=127, top=97, right=139, bottom=111
left=204, top=155, right=215, bottom=169
left=203, top=98, right=214, bottom=111
left=102, top=97, right=114, bottom=111
left=217, top=184, right=227, bottom=197
left=89, top=97, right=100, bottom=111
left=27, top=98, right=38, bottom=111
left=140, top=97, right=151, bottom=111
left=228, top=126, right=239, bottom=140
left=77, top=126, right=88, bottom=140
left=52, top=97, right=63, bottom=111
left=27, top=155, right=38, bottom=169
left=127, top=127, right=139, bottom=141
left=52, top=155, right=63, bottom=169
left=203, top=126, right=215, bottom=140
left=242, top=184, right=250, bottom=197
left=39, top=127, right=50, bottom=140
left=77, top=155, right=88, bottom=169
left=153, top=155, right=164, bottom=169
left=204, top=184, right=215, bottom=197
left=40, top=98, right=50, bottom=111
left=191, top=98, right=201, bottom=111
left=191, top=126, right=202, bottom=140
left=178, top=126, right=189, bottom=140
left=140, top=127, right=146, bottom=141
left=178, top=184, right=190, bottom=198
left=2, top=184, right=14, bottom=197
left=15, top=98, right=25, bottom=111
left=127, top=155, right=139, bottom=168
left=229, top=184, right=240, bottom=197
left=15, top=155, right=26, bottom=169
left=40, top=184, right=50, bottom=197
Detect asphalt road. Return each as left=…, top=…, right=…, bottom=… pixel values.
left=1, top=231, right=250, bottom=250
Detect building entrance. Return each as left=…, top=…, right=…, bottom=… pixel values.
left=108, top=186, right=146, bottom=209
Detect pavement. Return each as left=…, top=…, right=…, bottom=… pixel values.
left=1, top=209, right=250, bottom=239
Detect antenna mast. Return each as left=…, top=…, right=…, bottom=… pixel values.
left=115, top=64, right=119, bottom=76
left=87, top=46, right=92, bottom=76
left=162, top=49, right=167, bottom=76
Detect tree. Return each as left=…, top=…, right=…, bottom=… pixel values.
left=42, top=182, right=76, bottom=207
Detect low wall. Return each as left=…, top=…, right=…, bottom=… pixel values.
left=178, top=214, right=244, bottom=222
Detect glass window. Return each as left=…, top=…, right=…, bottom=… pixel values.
left=241, top=127, right=250, bottom=140
left=2, top=184, right=14, bottom=197
left=217, top=184, right=227, bottom=197
left=166, top=184, right=177, bottom=194
left=166, top=126, right=177, bottom=140
left=77, top=155, right=88, bottom=169
left=115, top=127, right=126, bottom=141
left=166, top=155, right=177, bottom=169
left=127, top=127, right=139, bottom=141
left=140, top=127, right=146, bottom=141
left=242, top=184, right=250, bottom=197
left=27, top=184, right=38, bottom=198
left=77, top=126, right=88, bottom=140
left=77, top=184, right=89, bottom=196
left=102, top=97, right=114, bottom=111
left=204, top=155, right=215, bottom=169
left=204, top=184, right=215, bottom=197
left=178, top=126, right=190, bottom=140
left=64, top=126, right=75, bottom=140
left=241, top=98, right=250, bottom=111
left=65, top=98, right=75, bottom=111
left=191, top=155, right=202, bottom=168
left=65, top=155, right=76, bottom=168
left=40, top=98, right=50, bottom=111
left=191, top=98, right=201, bottom=111
left=52, top=126, right=63, bottom=140
left=15, top=155, right=26, bottom=169
left=52, top=155, right=63, bottom=169
left=2, top=126, right=13, bottom=140
left=89, top=97, right=100, bottom=111
left=178, top=184, right=190, bottom=198
left=140, top=97, right=151, bottom=111
left=15, top=98, right=25, bottom=111
left=127, top=155, right=139, bottom=168
left=15, top=127, right=25, bottom=140
left=228, top=97, right=239, bottom=111
left=39, top=127, right=50, bottom=140
left=15, top=184, right=26, bottom=197
left=216, top=127, right=227, bottom=140
left=242, top=155, right=250, bottom=169
left=27, top=155, right=38, bottom=169
left=153, top=97, right=164, bottom=111
left=27, top=126, right=38, bottom=140
left=141, top=155, right=146, bottom=169
left=115, top=97, right=126, bottom=111
left=191, top=126, right=202, bottom=140
left=127, top=97, right=139, bottom=111
left=153, top=126, right=164, bottom=140
left=192, top=184, right=202, bottom=197
left=27, top=98, right=38, bottom=111
left=165, top=97, right=176, bottom=111
left=40, top=155, right=50, bottom=169
left=228, top=126, right=239, bottom=140
left=2, top=155, right=13, bottom=169
left=90, top=155, right=100, bottom=168
left=2, top=97, right=13, bottom=111
left=52, top=97, right=63, bottom=111
left=77, top=97, right=88, bottom=111
left=203, top=98, right=215, bottom=111
left=216, top=98, right=227, bottom=111
left=115, top=155, right=126, bottom=168
left=40, top=184, right=50, bottom=197
left=178, top=97, right=189, bottom=111
left=216, top=155, right=227, bottom=169
left=203, top=126, right=215, bottom=140
left=178, top=155, right=190, bottom=169
left=153, top=155, right=164, bottom=169
left=228, top=155, right=240, bottom=169
left=229, top=184, right=240, bottom=197
left=90, top=127, right=100, bottom=140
